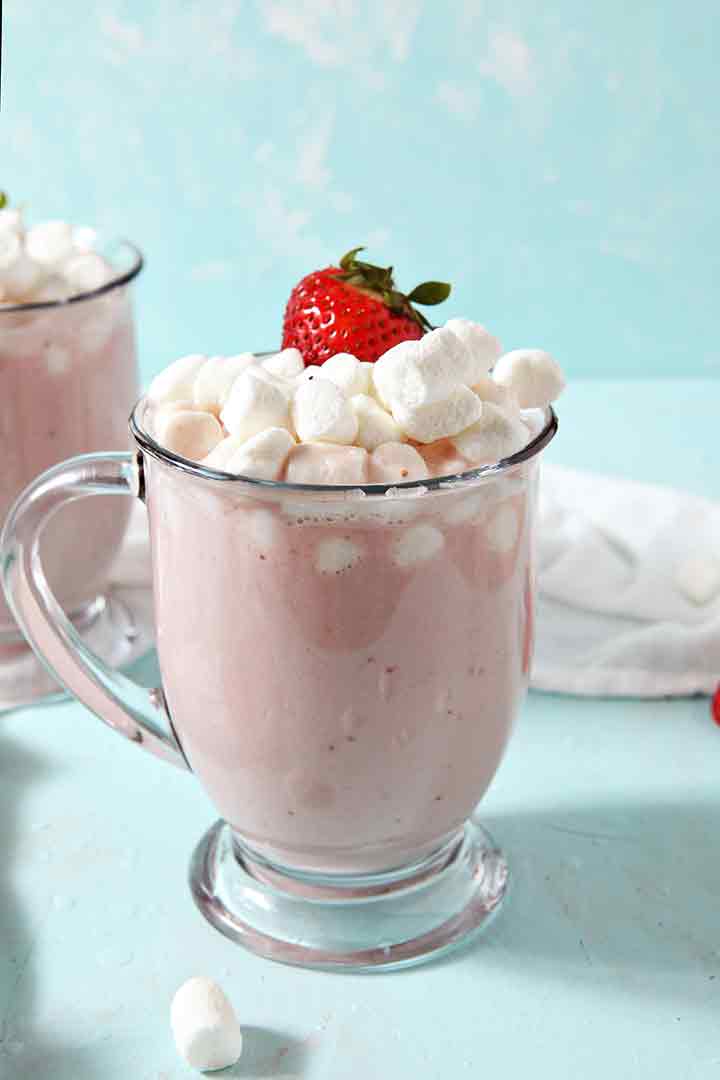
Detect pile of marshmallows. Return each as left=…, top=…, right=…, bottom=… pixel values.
left=148, top=319, right=565, bottom=486
left=0, top=207, right=112, bottom=304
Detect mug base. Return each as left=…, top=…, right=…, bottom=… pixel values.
left=0, top=587, right=154, bottom=714
left=189, top=815, right=508, bottom=972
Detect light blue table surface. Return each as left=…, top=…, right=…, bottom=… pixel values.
left=1, top=380, right=718, bottom=1080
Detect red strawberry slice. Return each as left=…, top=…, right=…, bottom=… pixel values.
left=282, top=246, right=451, bottom=367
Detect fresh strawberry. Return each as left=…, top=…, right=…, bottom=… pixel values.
left=282, top=246, right=451, bottom=366
left=712, top=683, right=720, bottom=726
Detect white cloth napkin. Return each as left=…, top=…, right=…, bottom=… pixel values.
left=533, top=465, right=720, bottom=697
left=112, top=464, right=720, bottom=699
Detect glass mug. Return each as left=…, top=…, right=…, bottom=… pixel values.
left=1, top=395, right=557, bottom=970
left=0, top=240, right=145, bottom=710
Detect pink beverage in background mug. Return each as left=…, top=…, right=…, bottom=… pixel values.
left=1, top=250, right=564, bottom=969
left=0, top=199, right=143, bottom=709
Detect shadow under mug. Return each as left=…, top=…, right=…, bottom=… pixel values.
left=0, top=395, right=557, bottom=971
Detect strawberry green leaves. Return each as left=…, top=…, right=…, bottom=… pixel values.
left=407, top=281, right=451, bottom=306
left=335, top=246, right=451, bottom=333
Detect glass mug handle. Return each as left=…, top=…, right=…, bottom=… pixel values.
left=0, top=451, right=189, bottom=770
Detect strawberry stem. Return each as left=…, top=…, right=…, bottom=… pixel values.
left=336, top=246, right=451, bottom=333
left=0, top=191, right=8, bottom=209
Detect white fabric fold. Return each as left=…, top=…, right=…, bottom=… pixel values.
left=533, top=465, right=720, bottom=696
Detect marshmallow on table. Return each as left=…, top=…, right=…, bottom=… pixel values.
left=292, top=378, right=358, bottom=445
left=351, top=394, right=403, bottom=451
left=452, top=402, right=529, bottom=463
left=373, top=328, right=467, bottom=410
left=171, top=977, right=242, bottom=1073
left=223, top=427, right=295, bottom=480
left=154, top=408, right=223, bottom=461
left=193, top=353, right=256, bottom=412
left=492, top=349, right=565, bottom=408
left=445, top=318, right=502, bottom=382
left=221, top=367, right=291, bottom=440
left=261, top=347, right=305, bottom=379
left=25, top=221, right=74, bottom=269
left=148, top=354, right=208, bottom=404
left=393, top=384, right=482, bottom=443
left=317, top=353, right=370, bottom=397
left=368, top=442, right=427, bottom=484
left=284, top=442, right=369, bottom=485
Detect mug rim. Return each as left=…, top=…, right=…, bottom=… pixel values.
left=0, top=237, right=144, bottom=314
left=130, top=394, right=558, bottom=497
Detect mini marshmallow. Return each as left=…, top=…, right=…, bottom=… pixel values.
left=224, top=427, right=295, bottom=481
left=445, top=318, right=502, bottom=382
left=284, top=442, right=369, bottom=485
left=247, top=507, right=278, bottom=551
left=0, top=253, right=44, bottom=300
left=492, top=349, right=565, bottom=408
left=292, top=378, right=358, bottom=445
left=62, top=253, right=111, bottom=294
left=148, top=354, right=208, bottom=404
left=315, top=537, right=363, bottom=574
left=262, top=347, right=305, bottom=379
left=452, top=402, right=529, bottom=463
left=0, top=228, right=21, bottom=271
left=318, top=353, right=370, bottom=397
left=471, top=375, right=519, bottom=412
left=171, top=977, right=242, bottom=1073
left=248, top=364, right=295, bottom=401
left=0, top=207, right=23, bottom=234
left=486, top=503, right=520, bottom=552
left=393, top=523, right=445, bottom=568
left=71, top=225, right=98, bottom=252
left=201, top=434, right=248, bottom=469
left=351, top=394, right=403, bottom=451
left=417, top=438, right=470, bottom=478
left=32, top=276, right=70, bottom=303
left=393, top=384, right=482, bottom=444
left=443, top=490, right=489, bottom=526
left=155, top=408, right=223, bottom=461
left=674, top=554, right=720, bottom=606
left=373, top=329, right=466, bottom=411
left=193, top=353, right=255, bottom=412
left=368, top=442, right=427, bottom=484
left=25, top=221, right=74, bottom=268
left=221, top=367, right=291, bottom=440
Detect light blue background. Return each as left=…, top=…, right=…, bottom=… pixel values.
left=2, top=1, right=718, bottom=382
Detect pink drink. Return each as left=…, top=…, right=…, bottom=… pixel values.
left=0, top=282, right=138, bottom=642
left=147, top=454, right=536, bottom=874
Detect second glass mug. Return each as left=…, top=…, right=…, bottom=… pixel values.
left=0, top=239, right=145, bottom=710
left=1, top=394, right=557, bottom=970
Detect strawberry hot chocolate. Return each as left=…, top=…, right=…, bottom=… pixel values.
left=140, top=247, right=565, bottom=874
left=0, top=196, right=141, bottom=705
left=2, top=243, right=563, bottom=966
